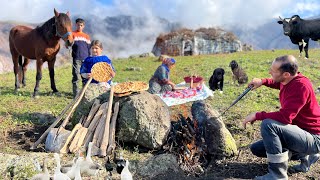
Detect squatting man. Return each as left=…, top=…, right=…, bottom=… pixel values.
left=242, top=55, right=320, bottom=180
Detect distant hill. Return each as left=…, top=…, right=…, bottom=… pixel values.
left=1, top=15, right=320, bottom=73
left=230, top=17, right=320, bottom=50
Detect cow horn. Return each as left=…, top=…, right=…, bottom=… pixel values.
left=279, top=16, right=283, bottom=21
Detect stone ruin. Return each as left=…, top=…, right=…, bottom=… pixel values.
left=152, top=27, right=242, bottom=57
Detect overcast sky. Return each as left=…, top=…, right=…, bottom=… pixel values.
left=2, top=0, right=320, bottom=58
left=2, top=0, right=320, bottom=29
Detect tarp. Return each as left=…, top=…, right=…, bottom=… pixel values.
left=157, top=82, right=213, bottom=106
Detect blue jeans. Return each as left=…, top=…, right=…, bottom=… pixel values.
left=251, top=119, right=320, bottom=156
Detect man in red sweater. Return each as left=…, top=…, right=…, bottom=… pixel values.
left=243, top=55, right=320, bottom=180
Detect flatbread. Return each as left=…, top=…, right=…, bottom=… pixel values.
left=114, top=91, right=133, bottom=97
left=114, top=81, right=149, bottom=94
left=114, top=82, right=134, bottom=94
left=130, top=81, right=149, bottom=92
left=91, top=62, right=113, bottom=82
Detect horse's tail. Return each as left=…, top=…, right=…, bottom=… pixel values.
left=18, top=55, right=23, bottom=83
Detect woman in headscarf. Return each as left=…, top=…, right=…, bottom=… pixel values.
left=148, top=57, right=176, bottom=94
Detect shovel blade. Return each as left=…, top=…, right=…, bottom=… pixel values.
left=45, top=128, right=71, bottom=152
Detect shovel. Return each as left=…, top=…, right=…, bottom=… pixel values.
left=45, top=77, right=93, bottom=152
left=218, top=85, right=253, bottom=117
left=32, top=62, right=114, bottom=151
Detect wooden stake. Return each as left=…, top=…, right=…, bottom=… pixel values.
left=107, top=101, right=120, bottom=155
left=99, top=86, right=115, bottom=157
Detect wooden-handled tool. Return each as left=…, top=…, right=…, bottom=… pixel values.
left=99, top=85, right=115, bottom=157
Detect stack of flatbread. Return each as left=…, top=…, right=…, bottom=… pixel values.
left=91, top=62, right=114, bottom=82
left=114, top=81, right=149, bottom=97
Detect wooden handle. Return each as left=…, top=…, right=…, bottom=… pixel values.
left=60, top=123, right=82, bottom=153
left=30, top=87, right=83, bottom=150
left=83, top=99, right=100, bottom=128
left=99, top=86, right=115, bottom=157
left=59, top=77, right=93, bottom=129
left=107, top=101, right=120, bottom=155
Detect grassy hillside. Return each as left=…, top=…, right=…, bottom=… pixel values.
left=1, top=49, right=320, bottom=178
left=2, top=49, right=320, bottom=122
left=2, top=49, right=320, bottom=133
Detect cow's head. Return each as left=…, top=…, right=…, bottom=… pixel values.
left=290, top=15, right=301, bottom=25
left=278, top=16, right=291, bottom=36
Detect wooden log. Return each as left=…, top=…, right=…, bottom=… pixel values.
left=70, top=127, right=88, bottom=153
left=99, top=86, right=115, bottom=157
left=107, top=101, right=120, bottom=155
left=83, top=99, right=101, bottom=127
left=92, top=104, right=108, bottom=147
left=68, top=126, right=87, bottom=153
left=60, top=123, right=82, bottom=154
left=96, top=109, right=108, bottom=147
left=83, top=102, right=107, bottom=148
left=55, top=77, right=93, bottom=139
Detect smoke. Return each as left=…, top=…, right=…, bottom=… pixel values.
left=1, top=0, right=320, bottom=57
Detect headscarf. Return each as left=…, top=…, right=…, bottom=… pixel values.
left=162, top=57, right=176, bottom=66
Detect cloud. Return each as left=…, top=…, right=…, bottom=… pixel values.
left=2, top=0, right=320, bottom=57
left=3, top=0, right=316, bottom=27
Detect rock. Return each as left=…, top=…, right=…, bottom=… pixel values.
left=125, top=67, right=142, bottom=71
left=71, top=84, right=109, bottom=125
left=191, top=100, right=238, bottom=159
left=117, top=91, right=171, bottom=149
left=5, top=154, right=43, bottom=179
left=139, top=52, right=155, bottom=57
left=129, top=54, right=140, bottom=59
left=136, top=154, right=182, bottom=179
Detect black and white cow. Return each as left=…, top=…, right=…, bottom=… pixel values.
left=278, top=16, right=310, bottom=59
left=278, top=15, right=320, bottom=59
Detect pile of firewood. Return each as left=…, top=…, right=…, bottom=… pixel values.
left=163, top=114, right=209, bottom=176
left=60, top=97, right=120, bottom=157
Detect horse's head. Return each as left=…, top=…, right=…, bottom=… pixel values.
left=54, top=8, right=73, bottom=47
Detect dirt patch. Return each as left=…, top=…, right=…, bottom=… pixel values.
left=0, top=124, right=47, bottom=153
left=0, top=121, right=319, bottom=180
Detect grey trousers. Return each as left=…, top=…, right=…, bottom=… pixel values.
left=251, top=119, right=320, bottom=157
left=72, top=59, right=83, bottom=98
left=148, top=79, right=172, bottom=94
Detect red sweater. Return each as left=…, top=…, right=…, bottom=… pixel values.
left=255, top=73, right=320, bottom=134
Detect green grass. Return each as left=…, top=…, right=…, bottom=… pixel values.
left=1, top=49, right=320, bottom=146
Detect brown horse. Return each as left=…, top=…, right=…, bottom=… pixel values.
left=9, top=8, right=73, bottom=97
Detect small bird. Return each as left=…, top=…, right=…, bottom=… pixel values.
left=64, top=157, right=83, bottom=179
left=120, top=160, right=132, bottom=180
left=74, top=157, right=83, bottom=180
left=53, top=153, right=71, bottom=180
left=80, top=142, right=102, bottom=176
left=31, top=158, right=50, bottom=180
left=105, top=156, right=113, bottom=176
left=115, top=152, right=126, bottom=174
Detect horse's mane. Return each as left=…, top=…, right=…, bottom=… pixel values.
left=36, top=13, right=71, bottom=42
left=36, top=17, right=56, bottom=42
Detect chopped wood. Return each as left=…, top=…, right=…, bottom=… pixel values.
left=99, top=86, right=115, bottom=157
left=60, top=123, right=82, bottom=154
left=83, top=99, right=101, bottom=127
left=69, top=126, right=88, bottom=153
left=107, top=101, right=120, bottom=155
left=92, top=104, right=108, bottom=147
left=82, top=102, right=107, bottom=148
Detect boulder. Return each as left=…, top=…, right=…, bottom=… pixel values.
left=71, top=84, right=108, bottom=125
left=191, top=100, right=237, bottom=159
left=136, top=154, right=182, bottom=179
left=117, top=91, right=171, bottom=149
left=139, top=52, right=155, bottom=57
